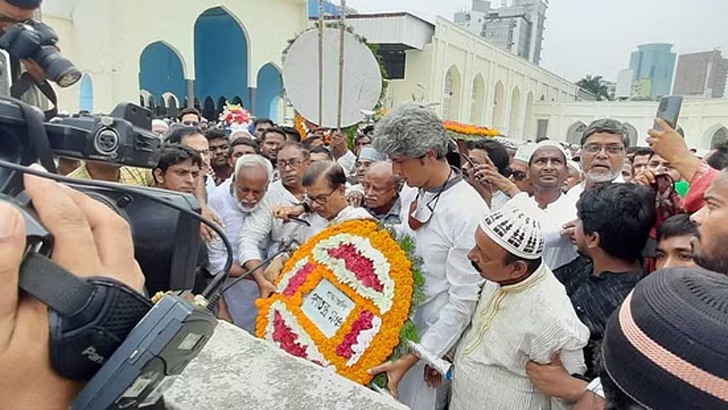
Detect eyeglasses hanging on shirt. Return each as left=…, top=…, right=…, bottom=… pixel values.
left=408, top=169, right=454, bottom=230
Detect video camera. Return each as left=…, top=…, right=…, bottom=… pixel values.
left=0, top=43, right=222, bottom=406
left=0, top=98, right=203, bottom=295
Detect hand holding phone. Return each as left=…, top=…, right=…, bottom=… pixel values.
left=653, top=96, right=683, bottom=132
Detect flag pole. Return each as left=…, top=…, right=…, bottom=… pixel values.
left=336, top=0, right=346, bottom=131
left=317, top=0, right=325, bottom=127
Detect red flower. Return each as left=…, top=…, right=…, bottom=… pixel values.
left=335, top=310, right=375, bottom=360
left=283, top=263, right=317, bottom=297
left=272, top=312, right=308, bottom=359
left=327, top=244, right=383, bottom=292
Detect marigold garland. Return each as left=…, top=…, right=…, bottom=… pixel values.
left=256, top=220, right=414, bottom=385
left=443, top=120, right=500, bottom=140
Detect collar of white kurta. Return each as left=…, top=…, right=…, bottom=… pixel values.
left=463, top=263, right=549, bottom=356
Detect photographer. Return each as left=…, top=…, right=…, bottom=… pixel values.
left=0, top=0, right=83, bottom=116
left=0, top=171, right=144, bottom=409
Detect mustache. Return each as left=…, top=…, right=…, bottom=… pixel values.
left=471, top=261, right=482, bottom=273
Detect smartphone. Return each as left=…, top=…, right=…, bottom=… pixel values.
left=653, top=96, right=683, bottom=131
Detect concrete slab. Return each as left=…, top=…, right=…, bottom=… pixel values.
left=164, top=321, right=409, bottom=410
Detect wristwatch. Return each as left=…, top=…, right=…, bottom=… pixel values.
left=299, top=200, right=311, bottom=213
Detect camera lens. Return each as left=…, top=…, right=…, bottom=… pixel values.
left=34, top=46, right=82, bottom=88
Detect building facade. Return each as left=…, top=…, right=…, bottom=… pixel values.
left=532, top=98, right=728, bottom=150
left=673, top=50, right=728, bottom=99
left=454, top=0, right=547, bottom=65
left=629, top=43, right=676, bottom=100
left=41, top=0, right=308, bottom=121
left=342, top=14, right=578, bottom=138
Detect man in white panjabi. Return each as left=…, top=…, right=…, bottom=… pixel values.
left=369, top=102, right=489, bottom=410
left=238, top=142, right=327, bottom=276
left=206, top=155, right=275, bottom=332
left=265, top=160, right=374, bottom=280
left=449, top=197, right=589, bottom=410
left=518, top=140, right=579, bottom=270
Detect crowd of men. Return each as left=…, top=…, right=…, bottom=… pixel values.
left=53, top=103, right=728, bottom=410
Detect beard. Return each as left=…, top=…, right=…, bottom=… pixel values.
left=237, top=202, right=260, bottom=213
left=693, top=247, right=728, bottom=274
left=234, top=190, right=261, bottom=213
left=586, top=169, right=620, bottom=184
left=471, top=260, right=482, bottom=273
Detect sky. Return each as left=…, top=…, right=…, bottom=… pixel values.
left=344, top=0, right=728, bottom=83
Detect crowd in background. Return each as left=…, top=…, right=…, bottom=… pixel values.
left=54, top=102, right=728, bottom=410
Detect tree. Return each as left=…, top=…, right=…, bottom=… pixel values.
left=577, top=75, right=612, bottom=101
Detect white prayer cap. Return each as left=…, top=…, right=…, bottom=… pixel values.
left=358, top=146, right=387, bottom=162
left=152, top=119, right=168, bottom=130
left=514, top=143, right=537, bottom=163
left=567, top=160, right=582, bottom=174
left=528, top=140, right=570, bottom=163
left=493, top=136, right=519, bottom=151
left=479, top=196, right=544, bottom=260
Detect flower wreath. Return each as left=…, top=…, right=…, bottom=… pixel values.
left=219, top=102, right=251, bottom=131
left=256, top=220, right=424, bottom=385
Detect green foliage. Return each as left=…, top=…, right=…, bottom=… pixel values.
left=576, top=75, right=612, bottom=101
left=371, top=229, right=426, bottom=390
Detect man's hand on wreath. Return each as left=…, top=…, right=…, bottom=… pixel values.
left=368, top=353, right=419, bottom=398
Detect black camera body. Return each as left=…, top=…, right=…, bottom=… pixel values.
left=47, top=103, right=162, bottom=169
left=0, top=20, right=82, bottom=87
left=0, top=97, right=199, bottom=294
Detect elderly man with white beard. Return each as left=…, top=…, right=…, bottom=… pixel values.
left=206, top=154, right=274, bottom=332
left=567, top=119, right=630, bottom=200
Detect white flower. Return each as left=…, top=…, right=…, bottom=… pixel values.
left=313, top=234, right=395, bottom=314
left=346, top=315, right=382, bottom=367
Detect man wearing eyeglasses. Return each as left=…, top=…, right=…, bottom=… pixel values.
left=238, top=143, right=328, bottom=285
left=178, top=108, right=202, bottom=127
left=301, top=160, right=372, bottom=226
left=567, top=119, right=629, bottom=201
left=368, top=102, right=489, bottom=410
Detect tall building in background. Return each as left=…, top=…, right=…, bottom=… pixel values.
left=673, top=50, right=728, bottom=99
left=454, top=0, right=548, bottom=65
left=629, top=43, right=676, bottom=99
left=615, top=69, right=634, bottom=99
left=307, top=0, right=357, bottom=18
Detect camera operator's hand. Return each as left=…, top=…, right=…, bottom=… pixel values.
left=0, top=172, right=145, bottom=409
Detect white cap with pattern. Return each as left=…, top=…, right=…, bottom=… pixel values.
left=514, top=143, right=537, bottom=163
left=479, top=196, right=544, bottom=260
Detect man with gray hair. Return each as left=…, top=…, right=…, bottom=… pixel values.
left=206, top=154, right=274, bottom=331
left=567, top=118, right=629, bottom=200
left=368, top=102, right=489, bottom=410
left=363, top=161, right=402, bottom=226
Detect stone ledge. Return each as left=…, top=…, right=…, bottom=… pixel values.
left=164, top=321, right=408, bottom=410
